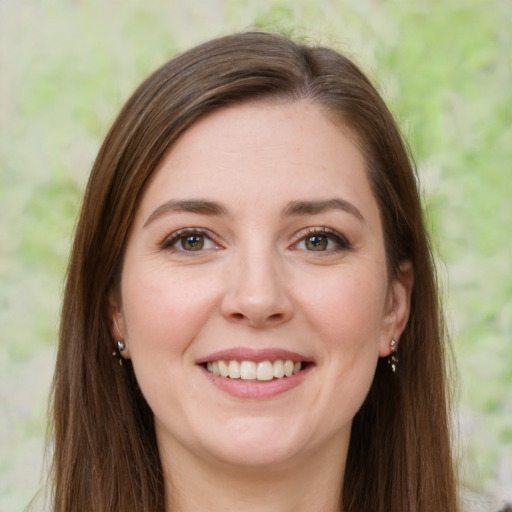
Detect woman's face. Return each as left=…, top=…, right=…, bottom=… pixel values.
left=111, top=101, right=411, bottom=472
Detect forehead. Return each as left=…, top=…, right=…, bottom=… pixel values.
left=137, top=100, right=378, bottom=224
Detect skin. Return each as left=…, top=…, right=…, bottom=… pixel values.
left=109, top=101, right=413, bottom=512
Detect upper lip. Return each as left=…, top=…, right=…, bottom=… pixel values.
left=196, top=347, right=313, bottom=365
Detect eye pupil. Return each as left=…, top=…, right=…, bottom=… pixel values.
left=181, top=235, right=204, bottom=250
left=305, top=235, right=328, bottom=251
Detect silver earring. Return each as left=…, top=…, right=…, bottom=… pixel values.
left=388, top=339, right=398, bottom=373
left=112, top=340, right=126, bottom=366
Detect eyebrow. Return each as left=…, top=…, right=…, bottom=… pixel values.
left=143, top=197, right=365, bottom=228
left=143, top=199, right=228, bottom=228
left=282, top=199, right=365, bottom=223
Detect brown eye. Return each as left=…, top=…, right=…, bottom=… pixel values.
left=181, top=235, right=205, bottom=251
left=304, top=235, right=328, bottom=251
left=162, top=228, right=220, bottom=253
left=293, top=228, right=352, bottom=254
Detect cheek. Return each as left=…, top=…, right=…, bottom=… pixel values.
left=120, top=264, right=220, bottom=358
left=296, top=267, right=387, bottom=418
left=298, top=266, right=388, bottom=349
left=119, top=267, right=222, bottom=426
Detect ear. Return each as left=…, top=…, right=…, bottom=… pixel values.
left=107, top=289, right=131, bottom=360
left=378, top=261, right=414, bottom=357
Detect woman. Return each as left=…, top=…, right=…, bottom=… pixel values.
left=51, top=32, right=459, bottom=511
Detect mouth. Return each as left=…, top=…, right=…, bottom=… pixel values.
left=197, top=347, right=314, bottom=388
left=203, top=359, right=310, bottom=381
left=197, top=349, right=313, bottom=399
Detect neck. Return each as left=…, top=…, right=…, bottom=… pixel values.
left=160, top=438, right=347, bottom=512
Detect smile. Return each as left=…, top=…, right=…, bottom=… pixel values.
left=206, top=359, right=302, bottom=381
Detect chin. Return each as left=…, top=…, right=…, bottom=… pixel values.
left=190, top=415, right=327, bottom=471
left=204, top=440, right=305, bottom=471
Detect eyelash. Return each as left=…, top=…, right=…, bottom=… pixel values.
left=160, top=228, right=220, bottom=253
left=292, top=227, right=352, bottom=253
left=160, top=227, right=352, bottom=254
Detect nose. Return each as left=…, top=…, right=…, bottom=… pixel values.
left=220, top=249, right=294, bottom=328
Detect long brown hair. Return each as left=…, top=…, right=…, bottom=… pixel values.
left=51, top=32, right=459, bottom=511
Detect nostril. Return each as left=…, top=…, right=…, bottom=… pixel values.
left=229, top=311, right=283, bottom=325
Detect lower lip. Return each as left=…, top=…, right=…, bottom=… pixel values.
left=200, top=365, right=312, bottom=399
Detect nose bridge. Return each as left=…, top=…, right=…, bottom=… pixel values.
left=221, top=237, right=292, bottom=327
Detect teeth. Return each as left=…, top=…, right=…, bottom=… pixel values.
left=284, top=360, right=294, bottom=377
left=218, top=360, right=229, bottom=378
left=273, top=359, right=284, bottom=378
left=228, top=360, right=241, bottom=379
left=240, top=361, right=256, bottom=380
left=256, top=361, right=273, bottom=381
left=205, top=359, right=303, bottom=381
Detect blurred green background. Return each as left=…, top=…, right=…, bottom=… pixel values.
left=0, top=0, right=510, bottom=510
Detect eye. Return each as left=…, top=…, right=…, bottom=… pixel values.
left=162, top=229, right=219, bottom=252
left=304, top=234, right=330, bottom=251
left=293, top=228, right=351, bottom=253
left=180, top=234, right=206, bottom=251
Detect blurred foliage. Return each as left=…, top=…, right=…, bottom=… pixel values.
left=0, top=0, right=510, bottom=510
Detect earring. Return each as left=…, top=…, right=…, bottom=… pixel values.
left=388, top=339, right=398, bottom=373
left=112, top=340, right=126, bottom=366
